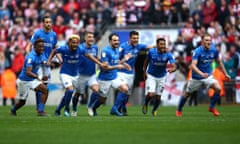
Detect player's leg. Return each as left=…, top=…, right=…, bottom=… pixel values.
left=11, top=80, right=32, bottom=116
left=34, top=82, right=49, bottom=116
left=142, top=74, right=156, bottom=114
left=111, top=78, right=129, bottom=116
left=176, top=79, right=201, bottom=117
left=208, top=78, right=221, bottom=116
left=88, top=80, right=109, bottom=116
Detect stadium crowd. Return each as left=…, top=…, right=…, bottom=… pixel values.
left=0, top=0, right=240, bottom=105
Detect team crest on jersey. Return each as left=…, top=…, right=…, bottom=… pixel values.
left=27, top=58, right=32, bottom=63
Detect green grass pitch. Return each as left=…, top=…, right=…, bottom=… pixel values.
left=0, top=105, right=240, bottom=144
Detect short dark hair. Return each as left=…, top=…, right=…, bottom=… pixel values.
left=108, top=33, right=119, bottom=41
left=156, top=38, right=166, bottom=44
left=129, top=31, right=139, bottom=37
left=34, top=38, right=44, bottom=47
left=85, top=31, right=94, bottom=37
left=42, top=15, right=51, bottom=22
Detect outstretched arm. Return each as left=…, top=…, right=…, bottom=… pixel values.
left=46, top=48, right=57, bottom=66
left=85, top=53, right=108, bottom=68
left=216, top=57, right=231, bottom=79
left=26, top=42, right=33, bottom=54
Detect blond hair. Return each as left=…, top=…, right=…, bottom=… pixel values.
left=68, top=34, right=80, bottom=41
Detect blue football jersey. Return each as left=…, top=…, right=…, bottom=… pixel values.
left=19, top=50, right=47, bottom=81
left=147, top=48, right=175, bottom=78
left=30, top=29, right=57, bottom=58
left=192, top=44, right=218, bottom=80
left=56, top=45, right=83, bottom=76
left=98, top=46, right=120, bottom=80
left=78, top=43, right=98, bottom=76
left=118, top=42, right=147, bottom=74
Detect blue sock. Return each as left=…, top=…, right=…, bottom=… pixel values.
left=38, top=102, right=45, bottom=112
left=56, top=97, right=65, bottom=112
left=64, top=90, right=74, bottom=112
left=88, top=93, right=98, bottom=108
left=152, top=97, right=160, bottom=111
left=72, top=96, right=79, bottom=112
left=94, top=99, right=101, bottom=109
left=177, top=96, right=187, bottom=111
left=121, top=93, right=129, bottom=112
left=112, top=92, right=126, bottom=111
left=36, top=91, right=42, bottom=110
left=210, top=93, right=220, bottom=109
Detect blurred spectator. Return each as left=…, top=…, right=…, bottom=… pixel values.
left=0, top=46, right=4, bottom=75
left=113, top=3, right=127, bottom=28
left=126, top=0, right=139, bottom=25
left=85, top=17, right=96, bottom=33
left=95, top=5, right=104, bottom=31
left=202, top=0, right=217, bottom=28
left=192, top=12, right=202, bottom=31
left=151, top=2, right=165, bottom=25
left=0, top=5, right=11, bottom=20
left=12, top=8, right=25, bottom=24
left=141, top=0, right=152, bottom=25
left=102, top=0, right=113, bottom=25
left=63, top=0, right=79, bottom=14
left=78, top=0, right=91, bottom=9
left=11, top=47, right=24, bottom=77
left=1, top=68, right=17, bottom=106
left=80, top=8, right=90, bottom=28
left=69, top=11, right=84, bottom=32
left=88, top=1, right=97, bottom=18
left=52, top=15, right=67, bottom=36
left=24, top=2, right=38, bottom=26
left=217, top=0, right=229, bottom=27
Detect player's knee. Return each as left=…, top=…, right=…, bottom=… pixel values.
left=91, top=87, right=99, bottom=93
left=119, top=84, right=129, bottom=94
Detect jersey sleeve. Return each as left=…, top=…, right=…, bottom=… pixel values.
left=118, top=46, right=125, bottom=60
left=138, top=44, right=147, bottom=51
left=53, top=32, right=57, bottom=47
left=30, top=31, right=40, bottom=44
left=168, top=53, right=176, bottom=64
left=101, top=49, right=109, bottom=63
left=192, top=49, right=199, bottom=61
left=55, top=46, right=64, bottom=54
left=25, top=56, right=34, bottom=68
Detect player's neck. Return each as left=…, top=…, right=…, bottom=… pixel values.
left=43, top=27, right=51, bottom=33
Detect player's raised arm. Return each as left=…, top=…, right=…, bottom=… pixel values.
left=46, top=47, right=57, bottom=66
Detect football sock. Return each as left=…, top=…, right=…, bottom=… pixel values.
left=38, top=102, right=45, bottom=112
left=112, top=92, right=126, bottom=110
left=64, top=90, right=74, bottom=112
left=177, top=96, right=187, bottom=111
left=144, top=95, right=151, bottom=106
left=121, top=94, right=129, bottom=112
left=72, top=95, right=79, bottom=112
left=152, top=98, right=160, bottom=111
left=210, top=93, right=220, bottom=109
left=88, top=92, right=98, bottom=108
left=35, top=91, right=42, bottom=110
left=56, top=96, right=65, bottom=112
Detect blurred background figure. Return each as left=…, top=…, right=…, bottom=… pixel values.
left=1, top=67, right=17, bottom=106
